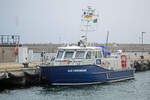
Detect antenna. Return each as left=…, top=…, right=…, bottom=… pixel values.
left=139, top=34, right=141, bottom=44
left=59, top=36, right=61, bottom=43
left=16, top=16, right=19, bottom=27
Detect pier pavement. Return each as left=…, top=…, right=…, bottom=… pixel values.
left=0, top=62, right=40, bottom=70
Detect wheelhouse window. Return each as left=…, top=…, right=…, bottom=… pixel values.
left=93, top=51, right=102, bottom=58
left=86, top=51, right=91, bottom=59
left=93, top=51, right=97, bottom=58
left=64, top=51, right=74, bottom=59
left=75, top=51, right=85, bottom=59
left=97, top=51, right=102, bottom=58
left=57, top=51, right=64, bottom=59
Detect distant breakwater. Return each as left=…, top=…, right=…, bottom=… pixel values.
left=0, top=43, right=149, bottom=63
left=22, top=43, right=150, bottom=53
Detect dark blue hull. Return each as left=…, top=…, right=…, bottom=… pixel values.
left=40, top=65, right=134, bottom=85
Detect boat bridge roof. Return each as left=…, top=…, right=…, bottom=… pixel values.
left=58, top=46, right=102, bottom=50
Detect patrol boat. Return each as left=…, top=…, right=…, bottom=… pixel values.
left=39, top=6, right=134, bottom=85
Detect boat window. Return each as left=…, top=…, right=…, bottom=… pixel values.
left=86, top=51, right=91, bottom=59
left=57, top=51, right=64, bottom=59
left=97, top=51, right=102, bottom=58
left=64, top=51, right=74, bottom=59
left=75, top=51, right=85, bottom=59
left=94, top=51, right=97, bottom=58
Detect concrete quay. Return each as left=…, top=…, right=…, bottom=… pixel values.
left=0, top=62, right=40, bottom=70
left=128, top=54, right=150, bottom=71
left=0, top=62, right=40, bottom=87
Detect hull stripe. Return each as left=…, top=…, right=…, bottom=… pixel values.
left=51, top=76, right=134, bottom=86
left=52, top=82, right=104, bottom=86
left=106, top=75, right=134, bottom=80
left=108, top=77, right=134, bottom=83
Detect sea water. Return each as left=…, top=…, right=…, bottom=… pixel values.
left=0, top=71, right=150, bottom=100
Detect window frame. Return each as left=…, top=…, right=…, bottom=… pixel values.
left=56, top=50, right=64, bottom=59
left=75, top=51, right=85, bottom=59
left=64, top=51, right=74, bottom=59
left=86, top=51, right=92, bottom=59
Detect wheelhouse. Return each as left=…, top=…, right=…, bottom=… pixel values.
left=55, top=46, right=104, bottom=65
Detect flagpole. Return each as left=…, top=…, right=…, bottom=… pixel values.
left=80, top=6, right=99, bottom=47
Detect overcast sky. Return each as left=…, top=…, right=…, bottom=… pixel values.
left=0, top=0, right=150, bottom=44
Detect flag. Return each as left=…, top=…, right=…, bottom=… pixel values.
left=88, top=16, right=92, bottom=20
left=84, top=16, right=88, bottom=18
left=93, top=18, right=97, bottom=23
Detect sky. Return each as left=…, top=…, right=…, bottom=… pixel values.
left=0, top=0, right=150, bottom=44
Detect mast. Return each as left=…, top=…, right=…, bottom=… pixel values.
left=105, top=30, right=109, bottom=50
left=79, top=6, right=99, bottom=47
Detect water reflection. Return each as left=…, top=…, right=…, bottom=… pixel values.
left=39, top=85, right=102, bottom=96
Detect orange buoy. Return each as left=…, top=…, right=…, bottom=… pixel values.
left=14, top=46, right=18, bottom=55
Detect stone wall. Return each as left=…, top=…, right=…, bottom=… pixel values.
left=23, top=43, right=62, bottom=53
left=0, top=47, right=17, bottom=63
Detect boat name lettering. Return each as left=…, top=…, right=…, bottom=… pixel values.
left=68, top=69, right=87, bottom=72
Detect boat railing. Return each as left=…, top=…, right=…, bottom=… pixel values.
left=102, top=58, right=131, bottom=70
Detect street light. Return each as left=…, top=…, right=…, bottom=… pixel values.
left=141, top=32, right=146, bottom=58
left=141, top=32, right=146, bottom=46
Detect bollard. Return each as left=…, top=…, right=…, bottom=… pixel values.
left=22, top=63, right=29, bottom=68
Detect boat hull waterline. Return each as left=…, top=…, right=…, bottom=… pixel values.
left=40, top=65, right=134, bottom=85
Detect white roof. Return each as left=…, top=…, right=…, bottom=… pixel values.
left=58, top=46, right=102, bottom=50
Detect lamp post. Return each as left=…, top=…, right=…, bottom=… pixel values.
left=141, top=32, right=146, bottom=58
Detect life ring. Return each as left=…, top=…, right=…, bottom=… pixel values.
left=120, top=54, right=127, bottom=67
left=14, top=46, right=18, bottom=55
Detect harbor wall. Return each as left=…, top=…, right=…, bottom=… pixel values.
left=1, top=43, right=150, bottom=63
left=23, top=43, right=150, bottom=53
left=23, top=43, right=62, bottom=53
left=0, top=47, right=17, bottom=63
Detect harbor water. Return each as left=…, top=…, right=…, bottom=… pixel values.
left=0, top=71, right=150, bottom=100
